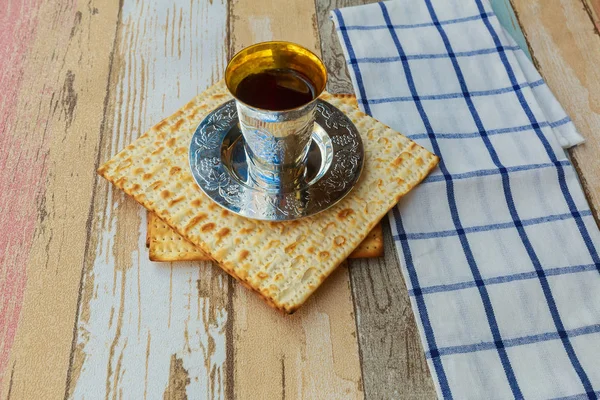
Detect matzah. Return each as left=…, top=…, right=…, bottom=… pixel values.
left=146, top=93, right=384, bottom=262
left=98, top=81, right=438, bottom=313
left=147, top=211, right=384, bottom=261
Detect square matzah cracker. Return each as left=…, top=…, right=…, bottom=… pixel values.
left=98, top=81, right=438, bottom=313
left=147, top=211, right=384, bottom=261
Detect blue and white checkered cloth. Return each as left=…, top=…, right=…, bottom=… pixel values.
left=332, top=1, right=600, bottom=399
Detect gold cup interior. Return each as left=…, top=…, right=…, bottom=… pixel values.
left=225, top=41, right=327, bottom=110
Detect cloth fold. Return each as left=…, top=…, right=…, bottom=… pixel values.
left=332, top=1, right=600, bottom=399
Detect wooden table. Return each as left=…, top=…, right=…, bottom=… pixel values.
left=1, top=0, right=599, bottom=398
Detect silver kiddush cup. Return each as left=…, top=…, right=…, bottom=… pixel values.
left=225, top=41, right=327, bottom=191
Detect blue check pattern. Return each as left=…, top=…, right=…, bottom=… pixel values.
left=332, top=1, right=600, bottom=399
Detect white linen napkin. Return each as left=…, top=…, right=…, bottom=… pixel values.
left=332, top=1, right=600, bottom=399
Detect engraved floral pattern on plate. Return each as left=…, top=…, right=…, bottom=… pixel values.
left=189, top=99, right=364, bottom=221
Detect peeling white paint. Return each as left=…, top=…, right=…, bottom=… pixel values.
left=71, top=0, right=229, bottom=398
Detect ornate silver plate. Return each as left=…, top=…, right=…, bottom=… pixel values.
left=189, top=99, right=364, bottom=221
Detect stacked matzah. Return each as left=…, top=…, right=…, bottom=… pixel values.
left=98, top=81, right=438, bottom=313
left=146, top=211, right=384, bottom=261
left=145, top=94, right=384, bottom=262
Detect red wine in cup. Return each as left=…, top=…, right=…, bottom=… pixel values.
left=235, top=68, right=316, bottom=111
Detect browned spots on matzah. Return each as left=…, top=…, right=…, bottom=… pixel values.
left=142, top=173, right=152, bottom=181
left=131, top=184, right=140, bottom=191
left=377, top=137, right=389, bottom=145
left=143, top=157, right=151, bottom=164
left=323, top=222, right=336, bottom=235
left=207, top=202, right=217, bottom=211
left=201, top=223, right=215, bottom=232
left=190, top=199, right=202, bottom=207
left=294, top=255, right=306, bottom=264
left=155, top=119, right=169, bottom=131
left=184, top=100, right=196, bottom=111
left=169, top=166, right=181, bottom=175
left=337, top=209, right=354, bottom=219
left=173, top=119, right=184, bottom=130
left=133, top=167, right=144, bottom=175
left=307, top=247, right=315, bottom=254
left=135, top=193, right=147, bottom=203
left=160, top=190, right=171, bottom=199
left=116, top=158, right=132, bottom=172
left=221, top=209, right=229, bottom=217
left=151, top=146, right=164, bottom=155
left=168, top=196, right=184, bottom=207
left=238, top=227, right=254, bottom=235
left=334, top=236, right=346, bottom=246
left=97, top=164, right=108, bottom=175
left=174, top=147, right=186, bottom=156
left=238, top=250, right=249, bottom=261
left=166, top=137, right=177, bottom=147
left=184, top=213, right=207, bottom=232
left=149, top=181, right=163, bottom=190
left=265, top=240, right=281, bottom=250
left=318, top=251, right=330, bottom=259
left=216, top=227, right=230, bottom=238
left=188, top=110, right=199, bottom=121
left=236, top=268, right=248, bottom=280
left=284, top=242, right=298, bottom=254
left=257, top=272, right=269, bottom=280
left=391, top=154, right=405, bottom=167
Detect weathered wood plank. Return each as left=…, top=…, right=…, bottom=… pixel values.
left=0, top=0, right=120, bottom=398
left=0, top=0, right=46, bottom=387
left=67, top=1, right=231, bottom=399
left=582, top=0, right=600, bottom=33
left=228, top=0, right=363, bottom=398
left=349, top=221, right=438, bottom=399
left=510, top=0, right=600, bottom=227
